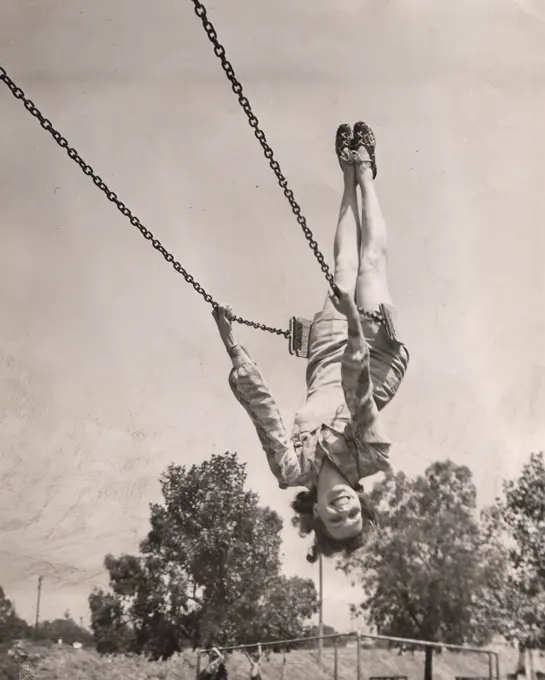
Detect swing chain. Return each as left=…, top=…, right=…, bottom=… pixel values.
left=191, top=0, right=339, bottom=298
left=0, top=65, right=290, bottom=338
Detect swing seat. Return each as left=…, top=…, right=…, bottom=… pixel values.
left=289, top=317, right=313, bottom=358
left=379, top=303, right=397, bottom=342
left=290, top=305, right=396, bottom=359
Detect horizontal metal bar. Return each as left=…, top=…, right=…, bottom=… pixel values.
left=358, top=632, right=499, bottom=658
left=199, top=629, right=499, bottom=661
left=200, top=631, right=358, bottom=654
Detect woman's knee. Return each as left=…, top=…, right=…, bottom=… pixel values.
left=356, top=245, right=391, bottom=310
left=358, top=244, right=388, bottom=273
left=334, top=257, right=358, bottom=290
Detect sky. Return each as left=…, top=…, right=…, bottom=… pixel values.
left=1, top=0, right=544, bottom=634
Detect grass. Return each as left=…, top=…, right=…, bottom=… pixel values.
left=0, top=640, right=520, bottom=680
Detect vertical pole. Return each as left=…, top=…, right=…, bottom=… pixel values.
left=34, top=576, right=43, bottom=638
left=318, top=554, right=324, bottom=664
left=196, top=651, right=202, bottom=680
left=488, top=652, right=493, bottom=680
left=355, top=631, right=361, bottom=680
left=333, top=636, right=338, bottom=680
left=495, top=652, right=500, bottom=680
left=528, top=647, right=536, bottom=680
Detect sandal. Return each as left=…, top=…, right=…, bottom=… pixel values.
left=352, top=121, right=378, bottom=178
left=335, top=123, right=353, bottom=168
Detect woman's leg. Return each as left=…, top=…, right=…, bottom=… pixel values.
left=321, top=161, right=361, bottom=314
left=354, top=129, right=393, bottom=312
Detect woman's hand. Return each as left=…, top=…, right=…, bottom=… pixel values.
left=212, top=302, right=234, bottom=332
left=329, top=286, right=358, bottom=320
left=212, top=303, right=237, bottom=352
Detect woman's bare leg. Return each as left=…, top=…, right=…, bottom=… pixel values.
left=354, top=145, right=392, bottom=311
left=321, top=162, right=361, bottom=314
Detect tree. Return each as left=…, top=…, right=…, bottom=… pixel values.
left=227, top=574, right=318, bottom=648
left=296, top=624, right=348, bottom=649
left=340, top=461, right=498, bottom=680
left=89, top=452, right=318, bottom=658
left=89, top=589, right=134, bottom=654
left=483, top=452, right=545, bottom=655
left=0, top=586, right=29, bottom=643
left=36, top=613, right=94, bottom=646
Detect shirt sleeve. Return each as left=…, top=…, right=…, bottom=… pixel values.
left=341, top=327, right=377, bottom=430
left=227, top=345, right=302, bottom=489
left=341, top=327, right=392, bottom=474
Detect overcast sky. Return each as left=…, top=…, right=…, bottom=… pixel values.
left=1, top=0, right=544, bottom=632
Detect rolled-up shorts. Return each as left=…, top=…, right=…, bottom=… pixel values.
left=305, top=306, right=410, bottom=411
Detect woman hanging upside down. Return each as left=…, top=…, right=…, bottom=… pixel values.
left=213, top=122, right=410, bottom=563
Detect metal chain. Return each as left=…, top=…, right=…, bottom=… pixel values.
left=190, top=0, right=339, bottom=299
left=0, top=65, right=289, bottom=338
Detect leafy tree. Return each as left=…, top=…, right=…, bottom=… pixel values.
left=36, top=613, right=94, bottom=646
left=296, top=624, right=348, bottom=649
left=340, top=461, right=498, bottom=680
left=0, top=586, right=29, bottom=643
left=483, top=452, right=545, bottom=653
left=89, top=453, right=318, bottom=659
left=89, top=589, right=134, bottom=654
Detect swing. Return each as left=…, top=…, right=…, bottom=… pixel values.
left=0, top=0, right=341, bottom=361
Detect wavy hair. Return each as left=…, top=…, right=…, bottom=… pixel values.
left=291, top=484, right=379, bottom=563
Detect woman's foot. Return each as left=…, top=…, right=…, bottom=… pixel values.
left=352, top=121, right=377, bottom=179
left=335, top=123, right=354, bottom=169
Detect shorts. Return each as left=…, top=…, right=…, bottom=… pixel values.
left=305, top=306, right=410, bottom=411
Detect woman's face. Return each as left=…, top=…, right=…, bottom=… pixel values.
left=313, top=484, right=363, bottom=539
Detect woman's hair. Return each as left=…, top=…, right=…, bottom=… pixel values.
left=291, top=484, right=379, bottom=563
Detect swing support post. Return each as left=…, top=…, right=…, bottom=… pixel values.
left=195, top=650, right=202, bottom=680
left=317, top=554, right=324, bottom=664
left=355, top=631, right=362, bottom=680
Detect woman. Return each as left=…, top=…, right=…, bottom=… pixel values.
left=213, top=122, right=410, bottom=562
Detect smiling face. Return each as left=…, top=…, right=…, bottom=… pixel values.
left=313, top=483, right=363, bottom=540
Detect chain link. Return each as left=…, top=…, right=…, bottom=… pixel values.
left=0, top=64, right=290, bottom=338
left=190, top=0, right=339, bottom=299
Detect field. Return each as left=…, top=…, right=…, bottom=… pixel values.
left=0, top=641, right=523, bottom=680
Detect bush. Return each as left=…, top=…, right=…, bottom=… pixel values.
left=1, top=643, right=197, bottom=680
left=0, top=650, right=20, bottom=680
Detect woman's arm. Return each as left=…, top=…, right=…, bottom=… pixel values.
left=213, top=305, right=303, bottom=488
left=328, top=289, right=376, bottom=427
left=212, top=303, right=239, bottom=357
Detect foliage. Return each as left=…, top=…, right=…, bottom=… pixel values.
left=89, top=589, right=134, bottom=655
left=1, top=642, right=197, bottom=680
left=483, top=451, right=545, bottom=648
left=0, top=640, right=506, bottom=680
left=296, top=624, right=348, bottom=649
left=89, top=453, right=318, bottom=658
left=0, top=586, right=30, bottom=643
left=36, top=612, right=95, bottom=646
left=0, top=643, right=20, bottom=680
left=341, top=461, right=498, bottom=646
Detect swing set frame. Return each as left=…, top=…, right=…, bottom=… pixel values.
left=197, top=631, right=501, bottom=680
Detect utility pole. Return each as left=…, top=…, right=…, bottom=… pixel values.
left=317, top=554, right=324, bottom=664
left=34, top=576, right=43, bottom=638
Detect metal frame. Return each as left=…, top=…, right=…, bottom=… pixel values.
left=197, top=630, right=501, bottom=680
